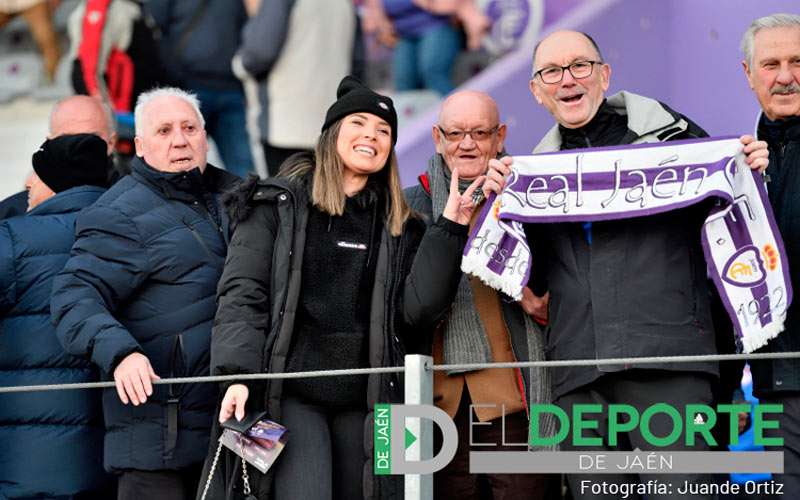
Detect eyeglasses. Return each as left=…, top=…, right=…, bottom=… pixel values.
left=534, top=60, right=602, bottom=84
left=436, top=125, right=499, bottom=142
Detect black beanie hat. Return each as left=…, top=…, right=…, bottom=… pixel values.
left=32, top=133, right=109, bottom=193
left=322, top=76, right=398, bottom=144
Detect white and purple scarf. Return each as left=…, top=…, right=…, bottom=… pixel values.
left=461, top=136, right=792, bottom=353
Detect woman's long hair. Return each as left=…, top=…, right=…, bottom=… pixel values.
left=280, top=119, right=412, bottom=236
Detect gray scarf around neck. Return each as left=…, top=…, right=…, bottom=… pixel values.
left=427, top=154, right=556, bottom=450
left=427, top=154, right=492, bottom=375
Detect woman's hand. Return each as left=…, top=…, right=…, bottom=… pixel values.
left=442, top=168, right=485, bottom=225
left=219, top=383, right=249, bottom=424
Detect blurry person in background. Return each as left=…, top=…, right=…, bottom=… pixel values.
left=0, top=130, right=111, bottom=499
left=0, top=95, right=117, bottom=219
left=741, top=13, right=800, bottom=496
left=200, top=76, right=479, bottom=499
left=0, top=0, right=61, bottom=82
left=51, top=87, right=239, bottom=500
left=236, top=0, right=356, bottom=177
left=146, top=0, right=254, bottom=178
left=362, top=0, right=490, bottom=95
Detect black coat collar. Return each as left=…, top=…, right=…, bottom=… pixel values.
left=129, top=156, right=239, bottom=202
left=559, top=99, right=631, bottom=150
left=758, top=114, right=800, bottom=144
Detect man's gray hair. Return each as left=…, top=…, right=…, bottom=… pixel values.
left=134, top=87, right=205, bottom=136
left=741, top=13, right=800, bottom=67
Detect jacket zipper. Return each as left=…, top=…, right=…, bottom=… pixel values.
left=387, top=229, right=403, bottom=393
left=164, top=333, right=184, bottom=459
left=267, top=190, right=296, bottom=378
left=183, top=219, right=215, bottom=261
left=190, top=194, right=223, bottom=237
left=170, top=333, right=186, bottom=383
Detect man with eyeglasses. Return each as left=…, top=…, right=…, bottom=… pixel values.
left=404, top=91, right=558, bottom=499
left=481, top=30, right=771, bottom=499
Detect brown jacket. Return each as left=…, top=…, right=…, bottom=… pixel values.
left=433, top=275, right=526, bottom=422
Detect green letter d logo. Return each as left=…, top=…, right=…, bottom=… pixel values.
left=374, top=404, right=458, bottom=475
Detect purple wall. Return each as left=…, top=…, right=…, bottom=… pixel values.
left=663, top=0, right=793, bottom=135
left=396, top=0, right=796, bottom=186
left=541, top=0, right=585, bottom=26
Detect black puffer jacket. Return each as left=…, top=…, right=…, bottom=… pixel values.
left=526, top=92, right=720, bottom=399
left=751, top=114, right=800, bottom=396
left=52, top=158, right=240, bottom=472
left=202, top=173, right=466, bottom=499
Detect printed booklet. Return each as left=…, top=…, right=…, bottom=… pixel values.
left=221, top=419, right=288, bottom=473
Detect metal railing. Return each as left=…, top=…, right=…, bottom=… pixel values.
left=3, top=351, right=800, bottom=500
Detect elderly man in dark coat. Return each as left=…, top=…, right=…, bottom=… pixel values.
left=51, top=87, right=239, bottom=500
left=0, top=95, right=114, bottom=499
left=741, top=13, right=800, bottom=495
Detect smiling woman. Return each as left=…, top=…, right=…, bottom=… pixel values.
left=337, top=113, right=393, bottom=189
left=199, top=76, right=484, bottom=500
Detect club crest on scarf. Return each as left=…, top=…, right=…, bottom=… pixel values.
left=462, top=137, right=792, bottom=353
left=722, top=246, right=768, bottom=288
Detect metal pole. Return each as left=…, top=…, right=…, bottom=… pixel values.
left=404, top=354, right=434, bottom=500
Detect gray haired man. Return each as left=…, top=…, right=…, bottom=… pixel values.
left=52, top=87, right=240, bottom=500
left=741, top=13, right=800, bottom=495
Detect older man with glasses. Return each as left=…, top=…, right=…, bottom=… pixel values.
left=404, top=90, right=558, bottom=500
left=479, top=30, right=771, bottom=499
